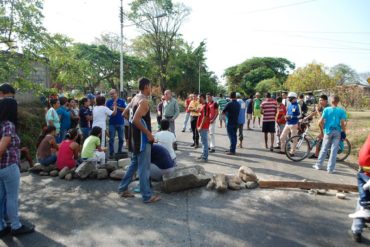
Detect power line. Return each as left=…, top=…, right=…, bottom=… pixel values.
left=240, top=0, right=317, bottom=14
left=255, top=29, right=370, bottom=35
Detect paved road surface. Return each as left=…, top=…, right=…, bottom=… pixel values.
left=1, top=113, right=368, bottom=247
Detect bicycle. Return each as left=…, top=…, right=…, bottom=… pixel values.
left=285, top=120, right=351, bottom=162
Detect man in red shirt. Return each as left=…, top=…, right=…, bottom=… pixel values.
left=349, top=133, right=370, bottom=242
left=207, top=93, right=218, bottom=153
left=261, top=92, right=277, bottom=151
left=182, top=94, right=192, bottom=132
left=197, top=94, right=210, bottom=162
left=275, top=96, right=287, bottom=149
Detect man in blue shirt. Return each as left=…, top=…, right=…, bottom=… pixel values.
left=279, top=92, right=301, bottom=154
left=56, top=97, right=72, bottom=143
left=106, top=89, right=127, bottom=157
left=222, top=92, right=241, bottom=155
left=313, top=95, right=347, bottom=173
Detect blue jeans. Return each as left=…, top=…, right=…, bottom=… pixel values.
left=38, top=154, right=57, bottom=166
left=315, top=130, right=341, bottom=172
left=81, top=127, right=91, bottom=141
left=118, top=144, right=152, bottom=202
left=357, top=172, right=370, bottom=207
left=183, top=112, right=190, bottom=130
left=227, top=125, right=237, bottom=153
left=0, top=164, right=22, bottom=230
left=352, top=199, right=367, bottom=234
left=199, top=129, right=209, bottom=160
left=109, top=124, right=124, bottom=155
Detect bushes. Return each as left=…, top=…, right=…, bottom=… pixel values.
left=18, top=103, right=45, bottom=158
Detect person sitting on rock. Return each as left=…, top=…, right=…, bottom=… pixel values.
left=150, top=144, right=176, bottom=181
left=81, top=126, right=106, bottom=166
left=36, top=126, right=59, bottom=166
left=154, top=119, right=176, bottom=162
left=57, top=128, right=80, bottom=170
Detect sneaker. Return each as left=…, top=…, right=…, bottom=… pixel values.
left=327, top=170, right=336, bottom=174
left=349, top=208, right=370, bottom=219
left=351, top=231, right=362, bottom=243
left=312, top=164, right=323, bottom=170
left=363, top=180, right=370, bottom=191
left=209, top=149, right=215, bottom=153
left=0, top=226, right=11, bottom=237
left=190, top=143, right=195, bottom=147
left=197, top=156, right=204, bottom=160
left=11, top=224, right=35, bottom=236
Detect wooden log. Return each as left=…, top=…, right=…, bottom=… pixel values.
left=258, top=180, right=358, bottom=192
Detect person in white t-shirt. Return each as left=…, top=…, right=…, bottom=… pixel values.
left=92, top=96, right=117, bottom=148
left=154, top=119, right=176, bottom=161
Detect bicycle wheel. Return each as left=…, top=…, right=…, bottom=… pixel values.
left=336, top=139, right=351, bottom=161
left=285, top=135, right=311, bottom=162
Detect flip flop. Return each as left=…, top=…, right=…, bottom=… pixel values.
left=144, top=195, right=161, bottom=204
left=119, top=191, right=135, bottom=198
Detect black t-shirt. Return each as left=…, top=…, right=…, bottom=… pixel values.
left=222, top=99, right=241, bottom=127
left=79, top=106, right=92, bottom=128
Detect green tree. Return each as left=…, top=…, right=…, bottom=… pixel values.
left=255, top=78, right=281, bottom=95
left=224, top=57, right=295, bottom=95
left=0, top=0, right=48, bottom=90
left=330, top=63, right=360, bottom=85
left=284, top=63, right=335, bottom=92
left=128, top=0, right=190, bottom=92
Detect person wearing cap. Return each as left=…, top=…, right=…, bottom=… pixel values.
left=253, top=92, right=262, bottom=128
left=106, top=89, right=127, bottom=157
left=236, top=93, right=246, bottom=148
left=279, top=92, right=301, bottom=154
left=313, top=95, right=347, bottom=173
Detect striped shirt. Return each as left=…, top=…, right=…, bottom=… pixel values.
left=261, top=98, right=277, bottom=122
left=0, top=121, right=20, bottom=169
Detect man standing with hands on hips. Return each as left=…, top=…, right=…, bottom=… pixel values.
left=163, top=90, right=179, bottom=150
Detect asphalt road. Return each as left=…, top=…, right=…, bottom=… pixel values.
left=1, top=113, right=368, bottom=247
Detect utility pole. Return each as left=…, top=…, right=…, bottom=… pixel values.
left=119, top=0, right=124, bottom=97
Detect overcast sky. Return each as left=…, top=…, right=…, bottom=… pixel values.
left=43, top=0, right=370, bottom=83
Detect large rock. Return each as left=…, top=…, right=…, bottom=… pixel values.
left=162, top=165, right=211, bottom=193
left=238, top=166, right=258, bottom=182
left=226, top=175, right=242, bottom=190
left=110, top=169, right=125, bottom=180
left=214, top=174, right=227, bottom=192
left=118, top=158, right=131, bottom=169
left=65, top=173, right=73, bottom=181
left=101, top=162, right=118, bottom=173
left=49, top=170, right=59, bottom=177
left=59, top=167, right=71, bottom=179
left=97, top=169, right=108, bottom=180
left=75, top=161, right=96, bottom=179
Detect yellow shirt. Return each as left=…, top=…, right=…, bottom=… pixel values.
left=188, top=100, right=200, bottom=117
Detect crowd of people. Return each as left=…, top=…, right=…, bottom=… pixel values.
left=0, top=79, right=369, bottom=242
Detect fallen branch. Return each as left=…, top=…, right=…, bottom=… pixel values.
left=258, top=180, right=358, bottom=192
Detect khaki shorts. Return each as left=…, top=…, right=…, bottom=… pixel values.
left=254, top=109, right=261, bottom=118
